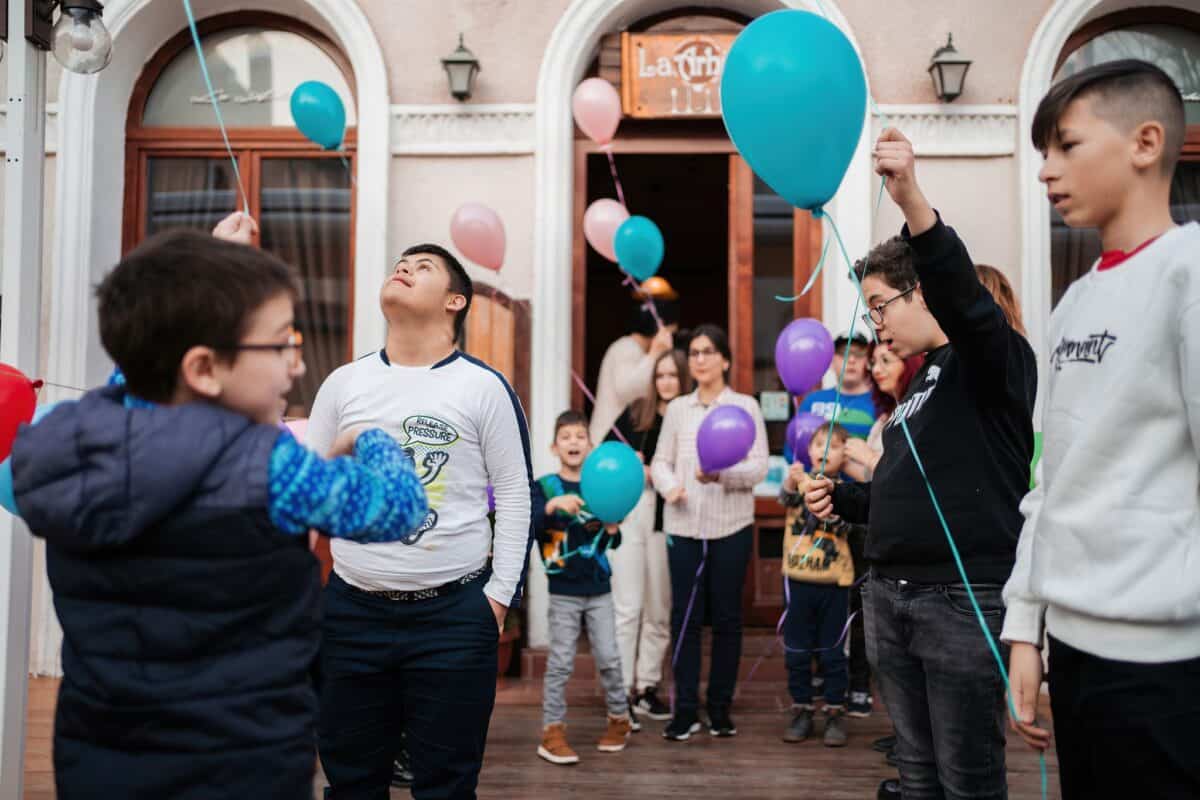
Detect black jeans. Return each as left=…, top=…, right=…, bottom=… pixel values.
left=849, top=579, right=871, bottom=694
left=667, top=526, right=752, bottom=716
left=1049, top=635, right=1200, bottom=800
left=863, top=573, right=1008, bottom=799
left=784, top=580, right=849, bottom=706
left=318, top=572, right=498, bottom=800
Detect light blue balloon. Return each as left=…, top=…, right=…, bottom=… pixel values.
left=613, top=216, right=664, bottom=282
left=0, top=458, right=16, bottom=518
left=720, top=10, right=867, bottom=211
left=290, top=81, right=346, bottom=150
left=32, top=401, right=64, bottom=425
left=580, top=442, right=646, bottom=524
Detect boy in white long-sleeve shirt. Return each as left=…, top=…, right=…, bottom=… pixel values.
left=1002, top=59, right=1200, bottom=798
left=308, top=243, right=534, bottom=800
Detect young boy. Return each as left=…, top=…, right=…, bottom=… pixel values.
left=779, top=423, right=861, bottom=748
left=8, top=227, right=428, bottom=799
left=791, top=331, right=877, bottom=451
left=535, top=410, right=633, bottom=764
left=1003, top=60, right=1200, bottom=797
left=806, top=128, right=1036, bottom=798
left=307, top=243, right=534, bottom=799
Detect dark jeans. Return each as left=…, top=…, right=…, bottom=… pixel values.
left=667, top=526, right=752, bottom=716
left=863, top=573, right=1008, bottom=800
left=1049, top=635, right=1200, bottom=800
left=784, top=580, right=849, bottom=706
left=849, top=580, right=871, bottom=694
left=318, top=572, right=498, bottom=800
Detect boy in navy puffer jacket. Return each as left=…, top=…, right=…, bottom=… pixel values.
left=10, top=219, right=427, bottom=800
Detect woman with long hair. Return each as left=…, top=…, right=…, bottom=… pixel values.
left=610, top=348, right=692, bottom=724
left=844, top=343, right=926, bottom=481
left=975, top=264, right=1027, bottom=338
left=650, top=325, right=768, bottom=741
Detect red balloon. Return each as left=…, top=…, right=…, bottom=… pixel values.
left=0, top=363, right=37, bottom=462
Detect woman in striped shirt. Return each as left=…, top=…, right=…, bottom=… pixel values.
left=650, top=324, right=769, bottom=741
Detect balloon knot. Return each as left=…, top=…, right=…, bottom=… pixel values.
left=811, top=207, right=825, bottom=219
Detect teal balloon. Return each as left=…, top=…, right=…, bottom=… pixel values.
left=613, top=216, right=664, bottom=282
left=580, top=442, right=646, bottom=524
left=0, top=458, right=15, bottom=517
left=720, top=10, right=867, bottom=211
left=290, top=81, right=346, bottom=150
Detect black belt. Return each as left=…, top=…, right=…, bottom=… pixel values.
left=353, top=566, right=489, bottom=602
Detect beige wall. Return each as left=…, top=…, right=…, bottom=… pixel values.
left=388, top=156, right=537, bottom=297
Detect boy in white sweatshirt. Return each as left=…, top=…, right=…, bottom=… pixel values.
left=1002, top=59, right=1200, bottom=798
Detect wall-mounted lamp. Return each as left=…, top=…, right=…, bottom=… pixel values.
left=928, top=33, right=971, bottom=102
left=442, top=34, right=480, bottom=101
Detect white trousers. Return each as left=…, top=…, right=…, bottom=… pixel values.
left=608, top=488, right=672, bottom=693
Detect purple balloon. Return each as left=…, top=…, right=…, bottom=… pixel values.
left=696, top=405, right=757, bottom=474
left=487, top=485, right=495, bottom=513
left=787, top=411, right=826, bottom=470
left=775, top=318, right=834, bottom=395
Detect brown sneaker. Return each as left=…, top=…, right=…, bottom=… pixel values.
left=597, top=714, right=633, bottom=752
left=537, top=722, right=580, bottom=765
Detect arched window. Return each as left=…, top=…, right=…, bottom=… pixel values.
left=1050, top=9, right=1200, bottom=306
left=124, top=13, right=357, bottom=415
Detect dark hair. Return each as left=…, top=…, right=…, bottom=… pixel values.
left=554, top=410, right=590, bottom=439
left=96, top=229, right=300, bottom=403
left=401, top=243, right=474, bottom=343
left=1032, top=59, right=1185, bottom=174
left=853, top=236, right=917, bottom=293
left=687, top=324, right=732, bottom=382
left=629, top=300, right=681, bottom=337
left=867, top=342, right=925, bottom=415
left=630, top=348, right=693, bottom=433
left=812, top=421, right=850, bottom=445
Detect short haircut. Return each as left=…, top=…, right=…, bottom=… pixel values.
left=854, top=236, right=917, bottom=292
left=554, top=410, right=590, bottom=438
left=629, top=299, right=681, bottom=337
left=688, top=324, right=731, bottom=368
left=1032, top=59, right=1185, bottom=175
left=96, top=229, right=300, bottom=403
left=812, top=421, right=850, bottom=445
left=401, top=243, right=474, bottom=344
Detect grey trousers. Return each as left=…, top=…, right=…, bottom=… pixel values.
left=543, top=592, right=628, bottom=727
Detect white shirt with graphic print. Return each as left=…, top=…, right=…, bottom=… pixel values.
left=1002, top=222, right=1200, bottom=662
left=307, top=350, right=534, bottom=608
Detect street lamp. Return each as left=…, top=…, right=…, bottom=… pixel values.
left=927, top=33, right=971, bottom=103
left=442, top=34, right=480, bottom=101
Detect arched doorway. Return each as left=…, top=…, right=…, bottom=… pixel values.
left=122, top=12, right=358, bottom=415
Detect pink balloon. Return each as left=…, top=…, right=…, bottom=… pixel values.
left=450, top=203, right=506, bottom=271
left=284, top=418, right=308, bottom=443
left=572, top=78, right=622, bottom=148
left=583, top=199, right=629, bottom=263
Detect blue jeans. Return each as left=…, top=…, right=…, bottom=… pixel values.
left=863, top=573, right=1008, bottom=800
left=784, top=580, right=849, bottom=707
left=318, top=572, right=498, bottom=800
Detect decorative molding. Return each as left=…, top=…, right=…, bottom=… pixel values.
left=390, top=104, right=535, bottom=155
left=873, top=104, right=1018, bottom=157
left=0, top=104, right=60, bottom=154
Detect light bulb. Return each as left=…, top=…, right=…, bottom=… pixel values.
left=52, top=6, right=112, bottom=75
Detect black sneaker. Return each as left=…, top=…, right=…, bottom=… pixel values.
left=782, top=705, right=814, bottom=743
left=635, top=687, right=672, bottom=720
left=847, top=691, right=873, bottom=718
left=391, top=753, right=413, bottom=788
left=627, top=697, right=643, bottom=733
left=877, top=778, right=901, bottom=800
left=662, top=713, right=702, bottom=741
left=707, top=707, right=737, bottom=737
left=872, top=734, right=897, bottom=753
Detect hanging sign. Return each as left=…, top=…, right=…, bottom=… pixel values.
left=620, top=32, right=735, bottom=119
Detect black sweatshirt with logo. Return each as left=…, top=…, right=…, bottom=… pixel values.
left=831, top=217, right=1037, bottom=585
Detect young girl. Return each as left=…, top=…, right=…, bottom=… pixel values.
left=611, top=349, right=692, bottom=724
left=844, top=343, right=925, bottom=482
left=651, top=325, right=769, bottom=741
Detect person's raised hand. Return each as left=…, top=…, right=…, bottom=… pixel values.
left=873, top=129, right=936, bottom=235
left=649, top=326, right=674, bottom=358
left=211, top=211, right=259, bottom=245
left=804, top=475, right=836, bottom=519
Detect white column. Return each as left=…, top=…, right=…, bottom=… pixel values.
left=0, top=0, right=48, bottom=796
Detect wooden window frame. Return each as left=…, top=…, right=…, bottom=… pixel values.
left=122, top=12, right=359, bottom=362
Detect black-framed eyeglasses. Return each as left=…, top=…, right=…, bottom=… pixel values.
left=688, top=347, right=719, bottom=360
left=220, top=330, right=304, bottom=369
left=861, top=285, right=917, bottom=328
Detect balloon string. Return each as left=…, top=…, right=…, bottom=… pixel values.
left=39, top=381, right=87, bottom=394
left=570, top=370, right=631, bottom=446
left=776, top=235, right=831, bottom=302
left=182, top=0, right=251, bottom=216
left=338, top=154, right=358, bottom=189
left=605, top=150, right=627, bottom=208
left=621, top=273, right=665, bottom=330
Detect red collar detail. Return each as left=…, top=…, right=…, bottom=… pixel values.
left=1098, top=235, right=1160, bottom=271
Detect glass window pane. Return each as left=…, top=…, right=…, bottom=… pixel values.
left=1056, top=24, right=1200, bottom=123
left=259, top=158, right=353, bottom=416
left=145, top=157, right=241, bottom=236
left=143, top=27, right=356, bottom=128
left=751, top=176, right=794, bottom=455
